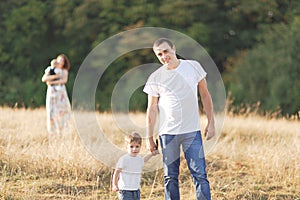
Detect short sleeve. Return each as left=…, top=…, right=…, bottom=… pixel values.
left=45, top=66, right=51, bottom=73
left=143, top=75, right=160, bottom=97
left=55, top=68, right=64, bottom=75
left=190, top=61, right=207, bottom=82
left=116, top=156, right=125, bottom=169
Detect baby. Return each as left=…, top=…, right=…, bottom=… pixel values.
left=48, top=59, right=62, bottom=80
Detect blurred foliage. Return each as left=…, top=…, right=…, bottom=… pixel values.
left=0, top=0, right=299, bottom=115
left=225, top=16, right=300, bottom=115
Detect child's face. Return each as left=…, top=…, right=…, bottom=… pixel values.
left=51, top=59, right=57, bottom=67
left=127, top=141, right=141, bottom=156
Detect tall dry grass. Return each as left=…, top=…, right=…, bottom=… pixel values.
left=0, top=107, right=299, bottom=199
left=209, top=114, right=299, bottom=199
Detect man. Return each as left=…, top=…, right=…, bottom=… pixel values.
left=143, top=38, right=215, bottom=200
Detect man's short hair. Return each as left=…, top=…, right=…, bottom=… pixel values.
left=153, top=38, right=174, bottom=48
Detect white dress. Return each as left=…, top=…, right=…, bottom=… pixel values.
left=45, top=66, right=71, bottom=135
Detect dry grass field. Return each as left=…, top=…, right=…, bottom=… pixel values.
left=0, top=107, right=299, bottom=199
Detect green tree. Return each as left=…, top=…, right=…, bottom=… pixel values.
left=0, top=0, right=298, bottom=114
left=226, top=17, right=300, bottom=115
left=0, top=0, right=49, bottom=106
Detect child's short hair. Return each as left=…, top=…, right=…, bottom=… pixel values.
left=125, top=132, right=142, bottom=145
left=51, top=59, right=57, bottom=67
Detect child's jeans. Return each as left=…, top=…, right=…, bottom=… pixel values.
left=118, top=189, right=140, bottom=200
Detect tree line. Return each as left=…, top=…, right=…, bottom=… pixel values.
left=0, top=0, right=299, bottom=115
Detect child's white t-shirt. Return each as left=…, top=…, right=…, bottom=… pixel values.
left=143, top=59, right=207, bottom=135
left=116, top=154, right=144, bottom=190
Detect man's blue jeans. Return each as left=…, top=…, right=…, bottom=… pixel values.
left=160, top=131, right=211, bottom=200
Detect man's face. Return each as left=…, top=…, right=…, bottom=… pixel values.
left=153, top=42, right=176, bottom=65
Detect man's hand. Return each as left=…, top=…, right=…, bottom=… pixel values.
left=147, top=137, right=159, bottom=155
left=205, top=123, right=215, bottom=140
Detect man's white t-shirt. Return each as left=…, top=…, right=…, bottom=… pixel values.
left=143, top=59, right=207, bottom=135
left=116, top=154, right=144, bottom=190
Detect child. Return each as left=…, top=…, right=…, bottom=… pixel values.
left=112, top=132, right=158, bottom=200
left=46, top=59, right=62, bottom=81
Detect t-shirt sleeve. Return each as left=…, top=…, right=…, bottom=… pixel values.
left=45, top=66, right=51, bottom=73
left=191, top=61, right=207, bottom=82
left=143, top=75, right=159, bottom=97
left=54, top=68, right=60, bottom=74
left=116, top=156, right=124, bottom=169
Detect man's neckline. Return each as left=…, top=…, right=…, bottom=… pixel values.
left=165, top=59, right=181, bottom=70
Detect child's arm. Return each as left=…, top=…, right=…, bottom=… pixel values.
left=144, top=150, right=159, bottom=163
left=144, top=139, right=159, bottom=162
left=112, top=168, right=122, bottom=192
left=144, top=153, right=153, bottom=163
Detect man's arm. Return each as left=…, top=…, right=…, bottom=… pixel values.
left=198, top=78, right=215, bottom=140
left=146, top=95, right=159, bottom=153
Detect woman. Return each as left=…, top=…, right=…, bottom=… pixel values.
left=42, top=54, right=71, bottom=135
